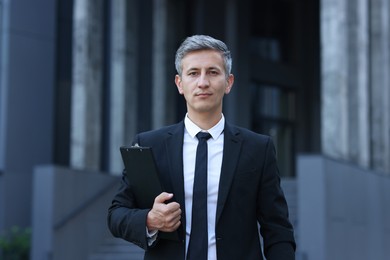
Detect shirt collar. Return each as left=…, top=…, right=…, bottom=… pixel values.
left=184, top=113, right=225, bottom=140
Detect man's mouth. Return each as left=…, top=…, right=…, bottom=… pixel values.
left=196, top=92, right=212, bottom=97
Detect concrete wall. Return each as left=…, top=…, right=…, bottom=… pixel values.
left=0, top=0, right=57, bottom=230
left=320, top=0, right=390, bottom=173
left=31, top=165, right=120, bottom=260
left=298, top=155, right=390, bottom=260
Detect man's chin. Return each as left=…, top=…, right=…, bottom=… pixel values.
left=192, top=106, right=221, bottom=115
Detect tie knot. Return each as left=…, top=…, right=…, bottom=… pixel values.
left=196, top=132, right=211, bottom=141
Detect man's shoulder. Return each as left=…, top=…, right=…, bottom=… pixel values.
left=226, top=122, right=270, bottom=142
left=133, top=121, right=184, bottom=147
left=138, top=121, right=183, bottom=138
left=226, top=123, right=274, bottom=153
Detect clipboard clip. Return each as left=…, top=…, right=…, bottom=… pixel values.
left=131, top=143, right=145, bottom=151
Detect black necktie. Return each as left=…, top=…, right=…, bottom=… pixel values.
left=187, top=132, right=211, bottom=260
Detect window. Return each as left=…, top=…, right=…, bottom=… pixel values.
left=250, top=0, right=301, bottom=176
left=251, top=84, right=295, bottom=176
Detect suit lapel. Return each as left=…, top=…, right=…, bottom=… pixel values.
left=216, top=122, right=242, bottom=224
left=164, top=122, right=187, bottom=230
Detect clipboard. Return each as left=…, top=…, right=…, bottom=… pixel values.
left=120, top=146, right=163, bottom=209
left=120, top=145, right=180, bottom=241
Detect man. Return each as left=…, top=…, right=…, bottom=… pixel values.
left=108, top=35, right=296, bottom=260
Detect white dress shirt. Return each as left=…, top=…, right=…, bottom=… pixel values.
left=183, top=114, right=224, bottom=260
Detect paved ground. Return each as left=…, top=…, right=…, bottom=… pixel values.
left=89, top=236, right=144, bottom=260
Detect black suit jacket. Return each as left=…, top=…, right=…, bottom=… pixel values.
left=108, top=121, right=296, bottom=260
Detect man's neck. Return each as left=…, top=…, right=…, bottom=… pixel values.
left=186, top=112, right=223, bottom=130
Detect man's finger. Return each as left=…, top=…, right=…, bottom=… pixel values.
left=154, top=192, right=174, bottom=204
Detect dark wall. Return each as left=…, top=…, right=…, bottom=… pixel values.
left=0, top=0, right=58, bottom=230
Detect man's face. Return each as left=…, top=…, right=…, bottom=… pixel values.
left=175, top=49, right=234, bottom=117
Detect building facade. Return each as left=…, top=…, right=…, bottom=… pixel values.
left=0, top=0, right=389, bottom=259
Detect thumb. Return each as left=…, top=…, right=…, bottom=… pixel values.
left=154, top=192, right=173, bottom=204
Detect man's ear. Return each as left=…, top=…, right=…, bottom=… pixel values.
left=225, top=74, right=234, bottom=94
left=175, top=75, right=184, bottom=94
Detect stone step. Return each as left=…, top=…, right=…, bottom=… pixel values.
left=89, top=237, right=144, bottom=260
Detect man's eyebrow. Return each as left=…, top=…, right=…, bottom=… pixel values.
left=187, top=66, right=221, bottom=70
left=183, top=66, right=223, bottom=73
left=186, top=67, right=199, bottom=71
left=208, top=66, right=222, bottom=71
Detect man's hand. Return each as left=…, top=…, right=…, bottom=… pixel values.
left=146, top=192, right=181, bottom=233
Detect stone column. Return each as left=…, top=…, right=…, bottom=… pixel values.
left=0, top=0, right=10, bottom=232
left=0, top=0, right=8, bottom=170
left=322, top=0, right=390, bottom=173
left=347, top=0, right=370, bottom=167
left=370, top=0, right=390, bottom=173
left=321, top=0, right=373, bottom=169
left=71, top=0, right=104, bottom=170
left=0, top=0, right=57, bottom=230
left=224, top=0, right=239, bottom=123
left=152, top=0, right=168, bottom=129
left=321, top=0, right=349, bottom=160
left=151, top=0, right=177, bottom=128
left=108, top=0, right=138, bottom=174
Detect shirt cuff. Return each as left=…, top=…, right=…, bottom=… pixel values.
left=146, top=227, right=158, bottom=246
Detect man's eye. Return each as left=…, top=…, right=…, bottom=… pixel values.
left=209, top=70, right=218, bottom=75
left=188, top=72, right=198, bottom=76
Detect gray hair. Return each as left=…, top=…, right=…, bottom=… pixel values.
left=175, top=35, right=232, bottom=77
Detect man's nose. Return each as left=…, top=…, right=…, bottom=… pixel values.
left=197, top=73, right=209, bottom=87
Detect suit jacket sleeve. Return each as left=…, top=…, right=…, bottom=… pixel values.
left=107, top=169, right=151, bottom=250
left=258, top=137, right=296, bottom=259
